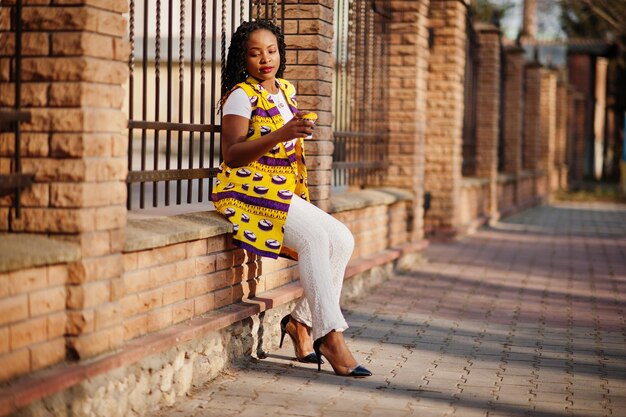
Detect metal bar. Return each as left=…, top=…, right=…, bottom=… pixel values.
left=176, top=0, right=185, bottom=204
left=333, top=0, right=343, bottom=189
left=128, top=167, right=220, bottom=183
left=198, top=0, right=207, bottom=202
left=0, top=110, right=31, bottom=124
left=209, top=0, right=219, bottom=199
left=153, top=0, right=162, bottom=207
left=272, top=0, right=276, bottom=25
left=0, top=173, right=33, bottom=197
left=127, top=0, right=136, bottom=210
left=188, top=0, right=197, bottom=204
left=221, top=0, right=227, bottom=96
left=0, top=3, right=3, bottom=103
left=372, top=0, right=391, bottom=19
left=357, top=0, right=365, bottom=185
left=365, top=0, right=372, bottom=185
left=165, top=0, right=174, bottom=205
left=140, top=0, right=149, bottom=208
left=13, top=0, right=23, bottom=218
left=280, top=0, right=285, bottom=32
left=331, top=0, right=390, bottom=189
left=336, top=0, right=349, bottom=187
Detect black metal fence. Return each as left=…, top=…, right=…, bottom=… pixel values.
left=332, top=0, right=391, bottom=189
left=0, top=0, right=32, bottom=222
left=462, top=8, right=478, bottom=177
left=127, top=0, right=283, bottom=210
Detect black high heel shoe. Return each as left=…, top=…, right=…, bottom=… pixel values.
left=279, top=315, right=321, bottom=364
left=313, top=337, right=372, bottom=377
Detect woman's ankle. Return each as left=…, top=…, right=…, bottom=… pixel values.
left=319, top=331, right=358, bottom=368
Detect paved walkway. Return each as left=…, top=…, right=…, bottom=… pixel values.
left=159, top=202, right=626, bottom=417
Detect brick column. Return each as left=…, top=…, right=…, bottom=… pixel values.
left=568, top=53, right=593, bottom=182
left=555, top=79, right=568, bottom=188
left=282, top=1, right=334, bottom=212
left=424, top=0, right=467, bottom=235
left=538, top=69, right=557, bottom=192
left=568, top=87, right=586, bottom=182
left=385, top=0, right=430, bottom=241
left=523, top=63, right=541, bottom=172
left=593, top=57, right=608, bottom=180
left=2, top=2, right=129, bottom=359
left=502, top=47, right=524, bottom=176
left=474, top=24, right=500, bottom=218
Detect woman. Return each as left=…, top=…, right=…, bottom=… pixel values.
left=212, top=20, right=371, bottom=377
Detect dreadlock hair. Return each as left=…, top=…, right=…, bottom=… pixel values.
left=221, top=20, right=287, bottom=97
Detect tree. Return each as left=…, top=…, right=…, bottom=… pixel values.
left=471, top=0, right=516, bottom=27
left=559, top=0, right=626, bottom=55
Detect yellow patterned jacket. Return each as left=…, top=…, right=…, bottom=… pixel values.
left=211, top=77, right=309, bottom=259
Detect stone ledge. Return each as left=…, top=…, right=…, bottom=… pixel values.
left=520, top=169, right=542, bottom=179
left=498, top=173, right=517, bottom=183
left=125, top=187, right=414, bottom=252
left=0, top=239, right=427, bottom=416
left=461, top=177, right=490, bottom=188
left=0, top=234, right=80, bottom=274
left=124, top=211, right=232, bottom=252
left=330, top=187, right=413, bottom=213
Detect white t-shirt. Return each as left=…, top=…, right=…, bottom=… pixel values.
left=222, top=87, right=295, bottom=123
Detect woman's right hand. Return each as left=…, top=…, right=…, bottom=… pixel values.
left=277, top=112, right=315, bottom=142
left=221, top=113, right=315, bottom=167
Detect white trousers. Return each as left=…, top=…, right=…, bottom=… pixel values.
left=283, top=195, right=354, bottom=341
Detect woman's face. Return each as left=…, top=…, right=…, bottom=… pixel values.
left=245, top=29, right=280, bottom=84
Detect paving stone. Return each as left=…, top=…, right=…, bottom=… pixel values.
left=157, top=203, right=626, bottom=417
left=564, top=408, right=611, bottom=417
left=497, top=375, right=535, bottom=387
left=320, top=410, right=368, bottom=417
left=447, top=408, right=490, bottom=417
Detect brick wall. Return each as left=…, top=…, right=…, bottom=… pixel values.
left=0, top=188, right=412, bottom=384
left=0, top=264, right=68, bottom=381
left=385, top=0, right=430, bottom=241
left=118, top=196, right=411, bottom=347
left=424, top=0, right=467, bottom=234
left=334, top=201, right=412, bottom=258
left=0, top=1, right=129, bottom=362
left=121, top=237, right=292, bottom=342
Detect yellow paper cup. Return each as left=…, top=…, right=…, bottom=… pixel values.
left=301, top=112, right=318, bottom=124
left=302, top=112, right=317, bottom=139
